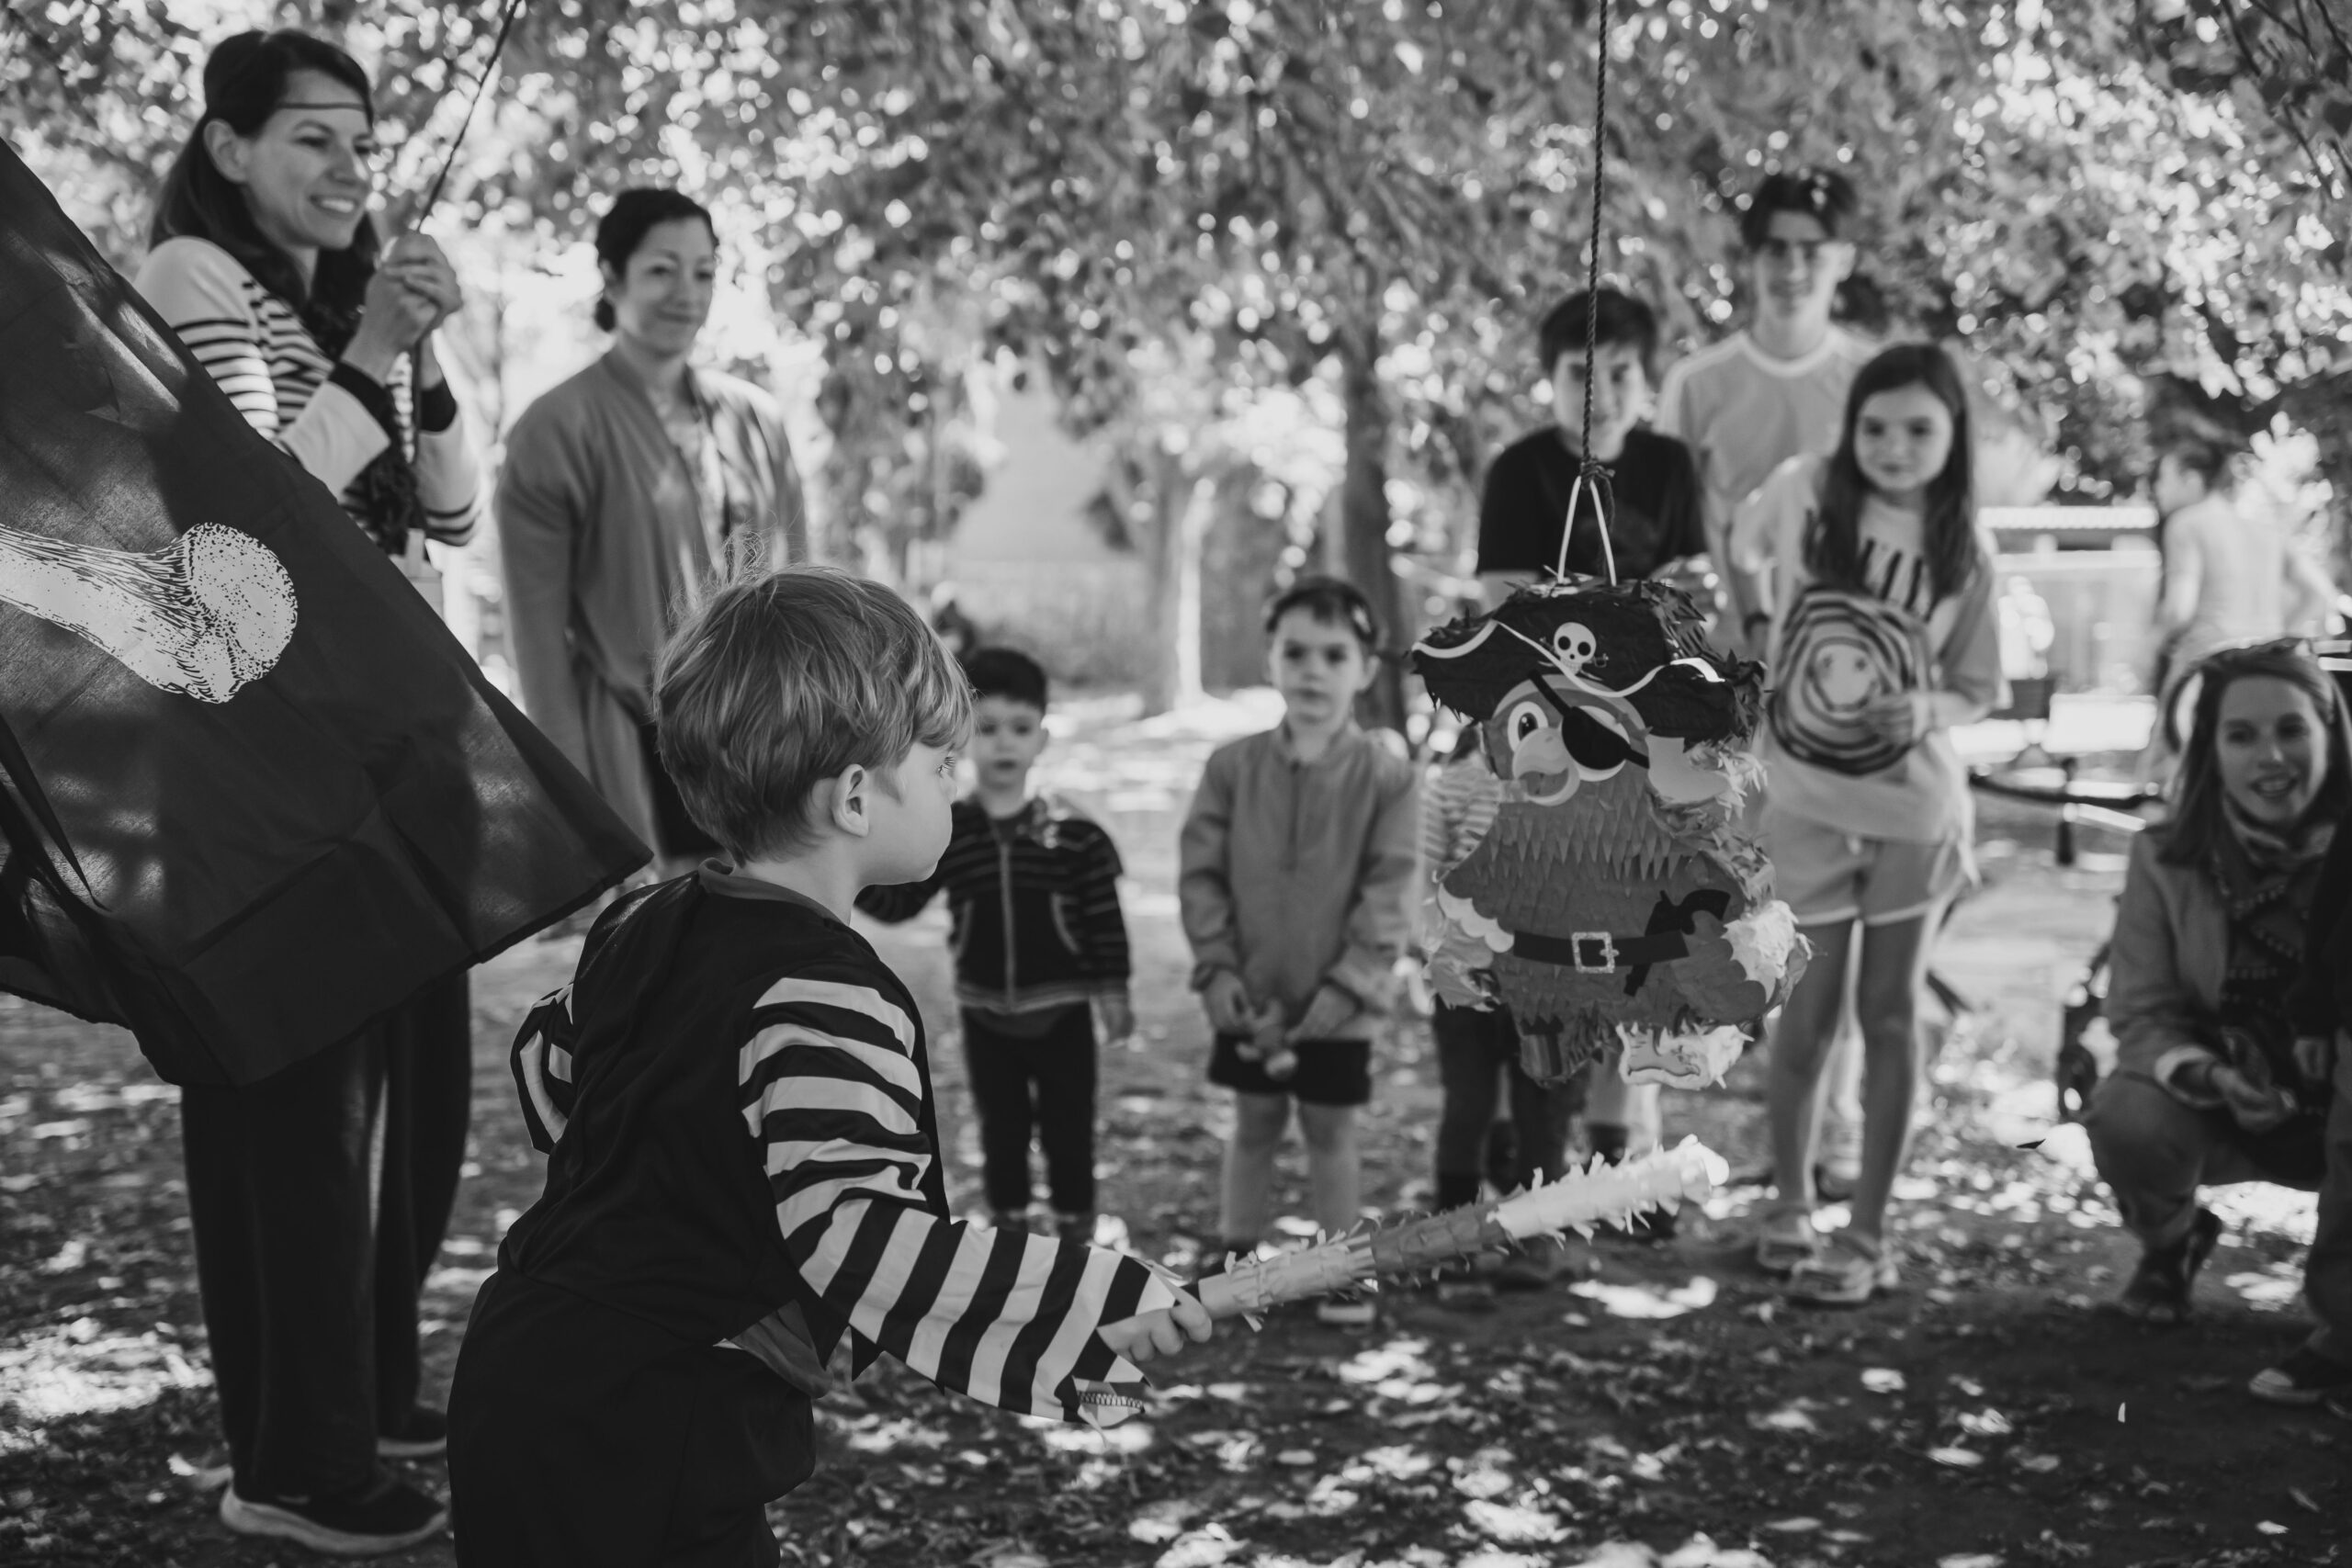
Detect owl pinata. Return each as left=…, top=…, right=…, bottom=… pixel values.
left=1410, top=580, right=1807, bottom=1089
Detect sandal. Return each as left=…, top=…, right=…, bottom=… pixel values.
left=2249, top=1346, right=2352, bottom=1406
left=2112, top=1209, right=2222, bottom=1325
left=1754, top=1205, right=1819, bottom=1275
left=1786, top=1231, right=1899, bottom=1306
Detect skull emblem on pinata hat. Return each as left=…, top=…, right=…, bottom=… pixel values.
left=1410, top=580, right=1806, bottom=1088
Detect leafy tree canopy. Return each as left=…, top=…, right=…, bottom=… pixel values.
left=7, top=0, right=2346, bottom=574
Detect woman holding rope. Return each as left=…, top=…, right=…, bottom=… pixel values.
left=134, top=28, right=476, bottom=1553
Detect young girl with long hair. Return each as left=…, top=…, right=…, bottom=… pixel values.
left=1736, top=343, right=2004, bottom=1303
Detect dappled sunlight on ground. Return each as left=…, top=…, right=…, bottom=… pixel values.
left=2, top=702, right=2346, bottom=1564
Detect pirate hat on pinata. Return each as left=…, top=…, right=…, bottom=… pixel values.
left=1411, top=579, right=1762, bottom=742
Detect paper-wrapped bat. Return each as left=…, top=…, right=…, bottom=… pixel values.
left=1193, top=1136, right=1726, bottom=1323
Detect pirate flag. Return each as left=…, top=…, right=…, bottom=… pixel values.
left=0, top=143, right=648, bottom=1087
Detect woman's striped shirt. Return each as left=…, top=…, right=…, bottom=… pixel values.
left=134, top=235, right=480, bottom=549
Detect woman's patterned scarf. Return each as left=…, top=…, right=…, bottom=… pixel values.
left=2211, top=798, right=2332, bottom=1050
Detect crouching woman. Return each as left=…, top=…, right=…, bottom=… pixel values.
left=2088, top=640, right=2352, bottom=1410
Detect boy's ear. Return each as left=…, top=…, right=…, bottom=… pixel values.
left=828, top=764, right=875, bottom=839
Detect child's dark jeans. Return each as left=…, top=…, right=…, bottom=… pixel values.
left=1432, top=999, right=1583, bottom=1210
left=963, top=1004, right=1098, bottom=1214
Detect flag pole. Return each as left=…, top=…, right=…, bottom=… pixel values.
left=413, top=0, right=529, bottom=228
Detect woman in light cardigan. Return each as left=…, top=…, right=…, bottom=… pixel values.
left=131, top=28, right=478, bottom=1555
left=496, top=187, right=807, bottom=866
left=2090, top=638, right=2352, bottom=1409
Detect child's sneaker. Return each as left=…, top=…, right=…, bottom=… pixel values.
left=2248, top=1346, right=2352, bottom=1406
left=1785, top=1231, right=1898, bottom=1306
left=1315, top=1294, right=1378, bottom=1328
left=989, top=1208, right=1034, bottom=1234
left=1816, top=1117, right=1864, bottom=1202
left=1492, top=1236, right=1586, bottom=1290
left=1053, top=1210, right=1098, bottom=1243
left=375, top=1404, right=447, bottom=1460
left=1432, top=1258, right=1498, bottom=1310
left=220, top=1468, right=447, bottom=1555
left=1753, top=1203, right=1819, bottom=1275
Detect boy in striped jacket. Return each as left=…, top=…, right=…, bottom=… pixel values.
left=860, top=648, right=1134, bottom=1242
left=447, top=570, right=1207, bottom=1567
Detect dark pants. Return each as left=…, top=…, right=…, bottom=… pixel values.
left=1432, top=1000, right=1582, bottom=1211
left=2086, top=1069, right=2352, bottom=1361
left=964, top=1006, right=1097, bottom=1214
left=450, top=1272, right=809, bottom=1568
left=177, top=972, right=471, bottom=1497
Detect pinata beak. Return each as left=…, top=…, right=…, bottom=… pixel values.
left=1511, top=728, right=1577, bottom=805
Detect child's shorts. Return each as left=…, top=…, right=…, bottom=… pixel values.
left=1208, top=1033, right=1373, bottom=1106
left=1765, top=811, right=1974, bottom=929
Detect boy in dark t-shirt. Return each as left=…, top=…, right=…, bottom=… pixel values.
left=1477, top=288, right=1703, bottom=597
left=1469, top=288, right=1703, bottom=1242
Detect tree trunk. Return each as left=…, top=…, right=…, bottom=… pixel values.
left=1137, top=446, right=1208, bottom=717
left=1338, top=324, right=1406, bottom=731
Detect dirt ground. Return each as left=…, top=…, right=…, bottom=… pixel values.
left=2, top=694, right=2346, bottom=1568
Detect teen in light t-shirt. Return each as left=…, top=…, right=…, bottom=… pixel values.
left=1655, top=168, right=1878, bottom=659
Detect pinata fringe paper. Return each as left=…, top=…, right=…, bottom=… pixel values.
left=1193, top=1138, right=1728, bottom=1323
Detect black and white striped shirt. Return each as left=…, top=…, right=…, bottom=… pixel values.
left=135, top=235, right=480, bottom=549
left=506, top=868, right=1171, bottom=1424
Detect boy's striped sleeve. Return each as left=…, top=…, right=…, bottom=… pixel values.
left=738, top=972, right=1178, bottom=1421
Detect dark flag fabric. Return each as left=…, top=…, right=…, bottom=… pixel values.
left=0, top=142, right=649, bottom=1087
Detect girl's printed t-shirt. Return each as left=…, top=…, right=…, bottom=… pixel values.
left=1736, top=453, right=2004, bottom=845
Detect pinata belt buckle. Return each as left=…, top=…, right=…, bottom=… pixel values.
left=1570, top=932, right=1619, bottom=974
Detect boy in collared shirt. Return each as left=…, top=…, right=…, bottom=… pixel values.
left=1180, top=577, right=1419, bottom=1325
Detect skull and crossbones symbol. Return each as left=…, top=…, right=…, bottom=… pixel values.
left=1549, top=622, right=1598, bottom=676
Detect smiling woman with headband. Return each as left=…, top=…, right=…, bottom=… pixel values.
left=130, top=27, right=479, bottom=1556
left=138, top=28, right=480, bottom=574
